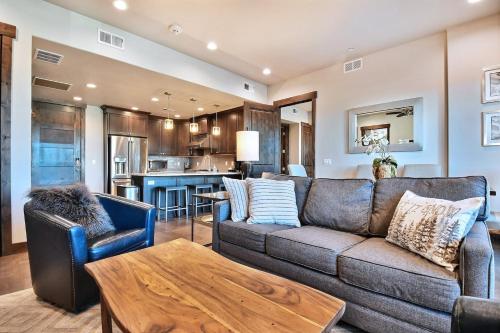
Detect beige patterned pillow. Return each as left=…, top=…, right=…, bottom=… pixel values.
left=386, top=190, right=484, bottom=271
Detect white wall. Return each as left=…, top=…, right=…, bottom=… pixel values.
left=0, top=0, right=267, bottom=243
left=269, top=33, right=447, bottom=179
left=84, top=105, right=104, bottom=193
left=447, top=14, right=500, bottom=212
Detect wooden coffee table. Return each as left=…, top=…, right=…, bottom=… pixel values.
left=85, top=238, right=345, bottom=333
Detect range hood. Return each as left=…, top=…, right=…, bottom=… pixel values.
left=188, top=134, right=211, bottom=149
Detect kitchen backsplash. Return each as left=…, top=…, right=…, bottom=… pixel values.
left=190, top=155, right=236, bottom=172
left=148, top=155, right=236, bottom=172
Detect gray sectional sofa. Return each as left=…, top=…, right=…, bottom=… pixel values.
left=212, top=176, right=494, bottom=333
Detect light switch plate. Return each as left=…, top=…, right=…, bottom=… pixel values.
left=323, top=158, right=333, bottom=165
left=147, top=180, right=155, bottom=185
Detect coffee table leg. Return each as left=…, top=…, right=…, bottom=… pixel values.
left=101, top=295, right=112, bottom=333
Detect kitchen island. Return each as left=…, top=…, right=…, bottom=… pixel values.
left=131, top=171, right=241, bottom=212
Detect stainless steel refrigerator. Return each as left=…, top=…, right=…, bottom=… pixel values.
left=109, top=135, right=148, bottom=195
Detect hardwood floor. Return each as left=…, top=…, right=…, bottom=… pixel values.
left=0, top=217, right=212, bottom=296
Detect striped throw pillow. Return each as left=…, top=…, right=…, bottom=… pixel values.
left=246, top=178, right=300, bottom=227
left=222, top=177, right=248, bottom=222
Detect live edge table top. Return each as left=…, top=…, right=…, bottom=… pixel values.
left=85, top=238, right=345, bottom=333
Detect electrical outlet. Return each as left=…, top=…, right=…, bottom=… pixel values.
left=323, top=158, right=333, bottom=165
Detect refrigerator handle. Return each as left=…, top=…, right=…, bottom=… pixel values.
left=127, top=137, right=132, bottom=177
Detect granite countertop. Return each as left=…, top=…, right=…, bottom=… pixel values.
left=131, top=171, right=242, bottom=177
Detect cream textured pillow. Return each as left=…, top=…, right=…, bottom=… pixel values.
left=386, top=190, right=484, bottom=271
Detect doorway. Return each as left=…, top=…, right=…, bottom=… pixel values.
left=31, top=101, right=85, bottom=187
left=274, top=92, right=317, bottom=177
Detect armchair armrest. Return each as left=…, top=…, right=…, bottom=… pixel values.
left=24, top=204, right=93, bottom=312
left=452, top=296, right=500, bottom=333
left=459, top=221, right=495, bottom=298
left=212, top=200, right=231, bottom=252
left=95, top=193, right=156, bottom=246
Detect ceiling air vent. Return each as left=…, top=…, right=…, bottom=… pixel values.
left=98, top=29, right=125, bottom=49
left=344, top=58, right=363, bottom=73
left=34, top=49, right=64, bottom=65
left=32, top=77, right=72, bottom=91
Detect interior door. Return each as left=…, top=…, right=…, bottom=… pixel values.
left=301, top=122, right=314, bottom=177
left=281, top=124, right=290, bottom=174
left=243, top=101, right=281, bottom=177
left=31, top=101, right=83, bottom=187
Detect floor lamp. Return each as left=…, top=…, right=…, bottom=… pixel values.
left=236, top=131, right=259, bottom=179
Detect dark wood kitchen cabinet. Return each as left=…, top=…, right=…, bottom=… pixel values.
left=103, top=106, right=149, bottom=137
left=147, top=117, right=162, bottom=155
left=176, top=120, right=191, bottom=156
left=211, top=107, right=243, bottom=154
left=148, top=116, right=178, bottom=156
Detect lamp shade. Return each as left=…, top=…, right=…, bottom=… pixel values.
left=236, top=131, right=259, bottom=162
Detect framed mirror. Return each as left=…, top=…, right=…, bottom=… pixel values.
left=348, top=97, right=423, bottom=154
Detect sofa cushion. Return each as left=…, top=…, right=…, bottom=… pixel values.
left=87, top=228, right=147, bottom=261
left=370, top=176, right=490, bottom=236
left=218, top=221, right=295, bottom=253
left=261, top=174, right=312, bottom=221
left=266, top=226, right=366, bottom=275
left=338, top=237, right=461, bottom=313
left=302, top=178, right=374, bottom=234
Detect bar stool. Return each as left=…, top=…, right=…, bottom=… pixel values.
left=155, top=185, right=188, bottom=222
left=188, top=184, right=213, bottom=217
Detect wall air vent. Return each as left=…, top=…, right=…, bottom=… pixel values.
left=98, top=29, right=125, bottom=49
left=243, top=82, right=254, bottom=93
left=344, top=58, right=363, bottom=73
left=32, top=77, right=72, bottom=91
left=34, top=49, right=64, bottom=65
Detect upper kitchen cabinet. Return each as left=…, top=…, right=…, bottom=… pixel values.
left=176, top=120, right=191, bottom=156
left=148, top=116, right=178, bottom=156
left=211, top=107, right=243, bottom=154
left=102, top=106, right=149, bottom=138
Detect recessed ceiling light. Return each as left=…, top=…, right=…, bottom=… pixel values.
left=262, top=68, right=271, bottom=76
left=131, top=106, right=139, bottom=111
left=73, top=96, right=82, bottom=101
left=197, top=107, right=204, bottom=111
left=151, top=97, right=159, bottom=102
left=207, top=41, right=218, bottom=51
left=174, top=114, right=181, bottom=118
left=113, top=0, right=128, bottom=10
left=86, top=83, right=97, bottom=89
left=467, top=0, right=481, bottom=3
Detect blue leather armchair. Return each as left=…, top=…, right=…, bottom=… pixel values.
left=24, top=193, right=156, bottom=313
left=452, top=296, right=500, bottom=333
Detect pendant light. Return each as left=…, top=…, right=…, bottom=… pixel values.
left=163, top=92, right=174, bottom=130
left=189, top=97, right=199, bottom=133
left=212, top=104, right=221, bottom=136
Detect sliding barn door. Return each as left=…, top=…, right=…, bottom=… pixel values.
left=243, top=101, right=281, bottom=177
left=31, top=101, right=84, bottom=187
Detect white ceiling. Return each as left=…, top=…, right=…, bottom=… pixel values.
left=44, top=0, right=500, bottom=84
left=32, top=37, right=244, bottom=118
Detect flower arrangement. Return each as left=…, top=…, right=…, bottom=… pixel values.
left=356, top=133, right=397, bottom=179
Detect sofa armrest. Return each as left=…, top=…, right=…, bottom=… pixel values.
left=24, top=205, right=89, bottom=312
left=212, top=200, right=231, bottom=252
left=95, top=193, right=156, bottom=246
left=452, top=296, right=500, bottom=333
left=459, top=221, right=495, bottom=298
